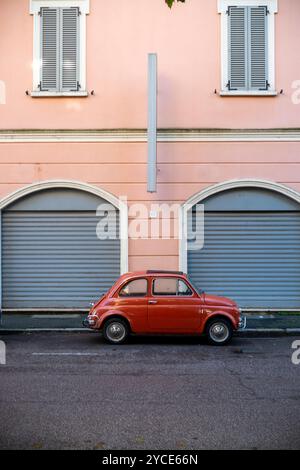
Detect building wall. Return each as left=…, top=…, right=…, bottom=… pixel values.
left=0, top=0, right=300, bottom=276
left=0, top=140, right=300, bottom=270
left=0, top=0, right=300, bottom=129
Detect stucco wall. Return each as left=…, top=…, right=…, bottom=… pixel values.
left=0, top=140, right=300, bottom=270
left=1, top=0, right=300, bottom=273
left=0, top=0, right=299, bottom=129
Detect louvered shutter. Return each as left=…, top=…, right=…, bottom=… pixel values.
left=228, top=5, right=268, bottom=91
left=228, top=6, right=247, bottom=90
left=249, top=6, right=268, bottom=90
left=41, top=8, right=59, bottom=91
left=61, top=7, right=80, bottom=92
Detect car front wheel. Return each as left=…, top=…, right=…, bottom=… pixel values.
left=103, top=318, right=129, bottom=345
left=206, top=318, right=233, bottom=346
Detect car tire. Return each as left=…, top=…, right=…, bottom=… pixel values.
left=103, top=318, right=130, bottom=345
left=205, top=318, right=233, bottom=346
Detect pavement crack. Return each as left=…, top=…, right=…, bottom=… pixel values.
left=226, top=367, right=260, bottom=399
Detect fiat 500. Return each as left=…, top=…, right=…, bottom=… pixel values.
left=83, top=270, right=246, bottom=346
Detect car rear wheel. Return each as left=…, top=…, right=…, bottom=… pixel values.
left=206, top=318, right=233, bottom=346
left=103, top=318, right=129, bottom=345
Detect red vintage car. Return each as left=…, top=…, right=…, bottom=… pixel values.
left=83, top=271, right=245, bottom=345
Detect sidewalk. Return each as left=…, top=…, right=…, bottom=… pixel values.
left=0, top=313, right=88, bottom=332
left=1, top=313, right=300, bottom=335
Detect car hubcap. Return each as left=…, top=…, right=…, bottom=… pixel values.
left=209, top=322, right=229, bottom=343
left=106, top=322, right=126, bottom=342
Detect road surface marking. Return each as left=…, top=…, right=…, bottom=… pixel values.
left=32, top=352, right=104, bottom=356
left=32, top=315, right=81, bottom=319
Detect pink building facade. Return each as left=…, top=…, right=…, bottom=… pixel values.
left=0, top=0, right=300, bottom=311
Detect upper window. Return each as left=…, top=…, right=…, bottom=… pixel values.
left=218, top=0, right=278, bottom=95
left=119, top=279, right=148, bottom=298
left=153, top=278, right=193, bottom=297
left=30, top=0, right=89, bottom=96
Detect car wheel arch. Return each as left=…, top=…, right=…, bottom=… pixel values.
left=203, top=313, right=236, bottom=332
left=99, top=312, right=132, bottom=332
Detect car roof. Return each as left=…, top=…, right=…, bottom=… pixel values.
left=107, top=271, right=190, bottom=297
left=119, top=271, right=187, bottom=281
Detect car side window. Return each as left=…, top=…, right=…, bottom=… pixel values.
left=153, top=278, right=177, bottom=296
left=178, top=280, right=193, bottom=296
left=153, top=278, right=193, bottom=297
left=119, top=279, right=148, bottom=298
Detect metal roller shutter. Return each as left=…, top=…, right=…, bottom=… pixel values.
left=188, top=212, right=300, bottom=309
left=2, top=211, right=120, bottom=309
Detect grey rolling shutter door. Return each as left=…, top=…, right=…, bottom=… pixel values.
left=61, top=7, right=80, bottom=91
left=41, top=8, right=59, bottom=91
left=2, top=212, right=120, bottom=309
left=249, top=6, right=268, bottom=90
left=188, top=212, right=300, bottom=309
left=228, top=6, right=247, bottom=90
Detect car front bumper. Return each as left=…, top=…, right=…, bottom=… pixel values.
left=82, top=317, right=97, bottom=329
left=238, top=316, right=247, bottom=330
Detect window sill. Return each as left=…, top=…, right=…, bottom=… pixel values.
left=219, top=90, right=278, bottom=97
left=30, top=91, right=89, bottom=98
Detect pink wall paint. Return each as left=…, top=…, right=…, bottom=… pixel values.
left=1, top=140, right=300, bottom=271
left=1, top=0, right=300, bottom=272
left=0, top=0, right=300, bottom=129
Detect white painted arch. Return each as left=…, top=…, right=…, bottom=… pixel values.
left=0, top=179, right=128, bottom=274
left=179, top=179, right=300, bottom=273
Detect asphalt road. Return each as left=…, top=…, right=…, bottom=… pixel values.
left=0, top=332, right=299, bottom=450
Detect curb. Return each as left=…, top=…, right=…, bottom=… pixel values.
left=0, top=328, right=92, bottom=333
left=0, top=328, right=300, bottom=336
left=237, top=328, right=300, bottom=336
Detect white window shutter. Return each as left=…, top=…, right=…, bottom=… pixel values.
left=249, top=6, right=268, bottom=90
left=228, top=6, right=247, bottom=90
left=61, top=7, right=80, bottom=92
left=40, top=8, right=59, bottom=91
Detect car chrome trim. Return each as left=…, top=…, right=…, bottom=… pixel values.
left=239, top=316, right=247, bottom=330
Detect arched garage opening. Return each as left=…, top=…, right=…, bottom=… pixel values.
left=0, top=181, right=128, bottom=311
left=180, top=180, right=300, bottom=310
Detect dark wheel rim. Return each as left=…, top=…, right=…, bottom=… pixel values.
left=209, top=322, right=230, bottom=343
left=106, top=322, right=126, bottom=342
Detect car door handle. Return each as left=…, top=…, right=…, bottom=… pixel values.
left=148, top=300, right=158, bottom=305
